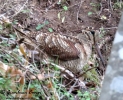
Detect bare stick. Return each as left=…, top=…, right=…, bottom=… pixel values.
left=77, top=0, right=85, bottom=24
left=77, top=67, right=97, bottom=78
left=11, top=0, right=29, bottom=18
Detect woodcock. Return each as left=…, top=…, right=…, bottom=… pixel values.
left=17, top=28, right=93, bottom=74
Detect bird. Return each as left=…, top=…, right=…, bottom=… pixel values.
left=15, top=26, right=93, bottom=75
left=35, top=30, right=93, bottom=74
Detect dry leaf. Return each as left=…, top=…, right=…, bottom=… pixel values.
left=47, top=81, right=53, bottom=88
left=19, top=43, right=29, bottom=65
left=0, top=61, right=9, bottom=76
left=6, top=67, right=22, bottom=77
left=19, top=76, right=25, bottom=85
left=19, top=44, right=27, bottom=58
left=22, top=88, right=35, bottom=99
left=0, top=61, right=25, bottom=93
left=30, top=73, right=45, bottom=80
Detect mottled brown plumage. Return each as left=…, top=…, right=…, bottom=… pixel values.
left=36, top=33, right=80, bottom=60
left=35, top=31, right=92, bottom=74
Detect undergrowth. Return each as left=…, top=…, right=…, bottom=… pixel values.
left=0, top=19, right=100, bottom=100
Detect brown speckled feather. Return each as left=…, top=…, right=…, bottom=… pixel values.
left=36, top=33, right=81, bottom=61
left=16, top=27, right=92, bottom=74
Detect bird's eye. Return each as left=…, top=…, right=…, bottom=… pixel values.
left=90, top=31, right=95, bottom=35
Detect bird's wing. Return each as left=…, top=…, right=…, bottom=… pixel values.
left=36, top=33, right=83, bottom=61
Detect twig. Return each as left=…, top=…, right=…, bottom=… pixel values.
left=77, top=0, right=85, bottom=24
left=11, top=0, right=28, bottom=18
left=77, top=67, right=97, bottom=78
left=98, top=2, right=103, bottom=15
left=99, top=27, right=117, bottom=30
left=109, top=0, right=113, bottom=11
left=45, top=61, right=75, bottom=78
left=92, top=31, right=106, bottom=68
left=60, top=79, right=78, bottom=99
left=46, top=0, right=58, bottom=11
left=68, top=79, right=78, bottom=93
left=64, top=78, right=75, bottom=86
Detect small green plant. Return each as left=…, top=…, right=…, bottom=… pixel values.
left=21, top=9, right=30, bottom=13
left=77, top=91, right=91, bottom=100
left=88, top=12, right=93, bottom=16
left=48, top=28, right=53, bottom=32
left=36, top=24, right=44, bottom=30
left=0, top=24, right=3, bottom=30
left=90, top=2, right=100, bottom=9
left=78, top=90, right=98, bottom=100
left=113, top=1, right=123, bottom=9
left=0, top=77, right=13, bottom=99
left=36, top=20, right=49, bottom=30
left=12, top=20, right=18, bottom=25
left=88, top=2, right=100, bottom=15
left=63, top=6, right=68, bottom=11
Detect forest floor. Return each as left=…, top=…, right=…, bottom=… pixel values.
left=0, top=0, right=122, bottom=100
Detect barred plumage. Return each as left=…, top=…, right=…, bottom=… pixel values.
left=36, top=33, right=81, bottom=60
left=35, top=32, right=92, bottom=74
